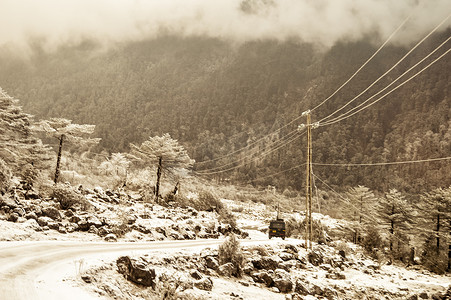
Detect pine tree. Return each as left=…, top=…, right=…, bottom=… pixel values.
left=0, top=87, right=52, bottom=183
left=344, top=185, right=377, bottom=243
left=35, top=118, right=100, bottom=184
left=130, top=133, right=194, bottom=202
left=416, top=187, right=451, bottom=273
left=377, top=189, right=414, bottom=257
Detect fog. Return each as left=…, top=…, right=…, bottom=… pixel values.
left=0, top=0, right=450, bottom=54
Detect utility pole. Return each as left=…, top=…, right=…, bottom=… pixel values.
left=299, top=110, right=318, bottom=250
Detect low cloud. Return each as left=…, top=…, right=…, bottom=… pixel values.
left=0, top=0, right=449, bottom=54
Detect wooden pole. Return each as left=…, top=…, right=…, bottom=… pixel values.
left=54, top=134, right=65, bottom=184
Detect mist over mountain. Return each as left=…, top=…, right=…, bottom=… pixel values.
left=0, top=1, right=450, bottom=193
left=1, top=28, right=449, bottom=193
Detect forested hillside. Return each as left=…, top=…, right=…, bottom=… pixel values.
left=0, top=31, right=449, bottom=193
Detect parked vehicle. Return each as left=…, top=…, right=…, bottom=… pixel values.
left=268, top=219, right=286, bottom=239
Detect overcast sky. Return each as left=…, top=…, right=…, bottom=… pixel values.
left=0, top=0, right=450, bottom=54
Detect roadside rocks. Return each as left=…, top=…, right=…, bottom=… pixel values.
left=117, top=256, right=156, bottom=288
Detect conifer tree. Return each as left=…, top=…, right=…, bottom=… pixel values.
left=35, top=118, right=100, bottom=184
left=416, top=187, right=451, bottom=272
left=345, top=185, right=377, bottom=243
left=377, top=189, right=414, bottom=255
left=130, top=133, right=194, bottom=202
left=0, top=87, right=52, bottom=183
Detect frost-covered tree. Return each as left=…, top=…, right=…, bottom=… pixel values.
left=35, top=118, right=100, bottom=183
left=416, top=187, right=451, bottom=272
left=130, top=133, right=194, bottom=201
left=0, top=87, right=52, bottom=183
left=377, top=189, right=414, bottom=254
left=344, top=185, right=377, bottom=243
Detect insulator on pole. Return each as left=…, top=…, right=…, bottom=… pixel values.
left=301, top=110, right=311, bottom=117
left=298, top=124, right=306, bottom=131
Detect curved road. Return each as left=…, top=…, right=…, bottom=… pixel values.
left=0, top=239, right=236, bottom=300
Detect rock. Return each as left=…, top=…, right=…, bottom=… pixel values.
left=190, top=270, right=203, bottom=280
left=104, top=233, right=117, bottom=242
left=37, top=216, right=53, bottom=227
left=86, top=215, right=102, bottom=228
left=42, top=206, right=61, bottom=220
left=81, top=274, right=93, bottom=283
left=294, top=279, right=310, bottom=295
left=48, top=222, right=60, bottom=230
left=274, top=279, right=293, bottom=293
left=8, top=212, right=19, bottom=222
left=243, top=261, right=254, bottom=275
left=98, top=226, right=111, bottom=237
left=66, top=223, right=79, bottom=233
left=25, top=212, right=37, bottom=220
left=251, top=271, right=274, bottom=287
left=64, top=210, right=74, bottom=218
left=218, top=262, right=235, bottom=277
left=78, top=220, right=89, bottom=231
left=307, top=251, right=324, bottom=266
left=279, top=252, right=295, bottom=261
left=407, top=295, right=418, bottom=300
left=418, top=292, right=428, bottom=299
left=24, top=218, right=40, bottom=231
left=13, top=207, right=25, bottom=217
left=58, top=226, right=67, bottom=234
left=194, top=277, right=213, bottom=291
left=204, top=256, right=219, bottom=270
left=116, top=256, right=156, bottom=288
left=252, top=256, right=282, bottom=270
left=338, top=249, right=346, bottom=259
left=88, top=225, right=98, bottom=234
left=69, top=215, right=81, bottom=223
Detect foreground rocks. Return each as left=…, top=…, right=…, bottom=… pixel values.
left=77, top=241, right=449, bottom=300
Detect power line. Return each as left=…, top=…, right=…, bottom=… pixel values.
left=194, top=130, right=305, bottom=175
left=318, top=13, right=451, bottom=124
left=313, top=156, right=451, bottom=167
left=320, top=36, right=451, bottom=126
left=311, top=14, right=411, bottom=112
left=319, top=46, right=451, bottom=126
left=194, top=14, right=413, bottom=167
left=196, top=128, right=302, bottom=173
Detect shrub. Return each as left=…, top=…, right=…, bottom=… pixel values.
left=361, top=225, right=384, bottom=258
left=195, top=190, right=223, bottom=212
left=218, top=233, right=244, bottom=277
left=0, top=159, right=12, bottom=195
left=52, top=183, right=89, bottom=210
left=420, top=235, right=448, bottom=274
left=218, top=208, right=237, bottom=229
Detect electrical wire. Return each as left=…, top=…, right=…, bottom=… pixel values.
left=313, top=156, right=451, bottom=167
left=195, top=14, right=413, bottom=167
left=320, top=35, right=451, bottom=126
left=194, top=130, right=305, bottom=175
left=311, top=14, right=411, bottom=112
left=195, top=127, right=301, bottom=173
left=319, top=46, right=451, bottom=127
left=318, top=13, right=451, bottom=124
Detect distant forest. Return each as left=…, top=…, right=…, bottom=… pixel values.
left=0, top=31, right=450, bottom=193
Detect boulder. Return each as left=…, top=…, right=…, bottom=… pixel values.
left=274, top=278, right=293, bottom=293
left=37, top=216, right=53, bottom=227
left=86, top=215, right=102, bottom=228
left=218, top=262, right=235, bottom=277
left=8, top=212, right=19, bottom=222
left=78, top=220, right=89, bottom=231
left=116, top=256, right=156, bottom=288
left=194, top=277, right=213, bottom=291
left=25, top=212, right=37, bottom=220
left=190, top=270, right=203, bottom=280
left=204, top=256, right=219, bottom=270
left=104, top=233, right=117, bottom=242
left=294, top=279, right=310, bottom=295
left=42, top=206, right=61, bottom=220
left=307, top=250, right=324, bottom=266
left=252, top=256, right=282, bottom=270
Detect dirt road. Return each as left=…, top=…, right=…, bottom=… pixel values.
left=0, top=239, right=231, bottom=300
